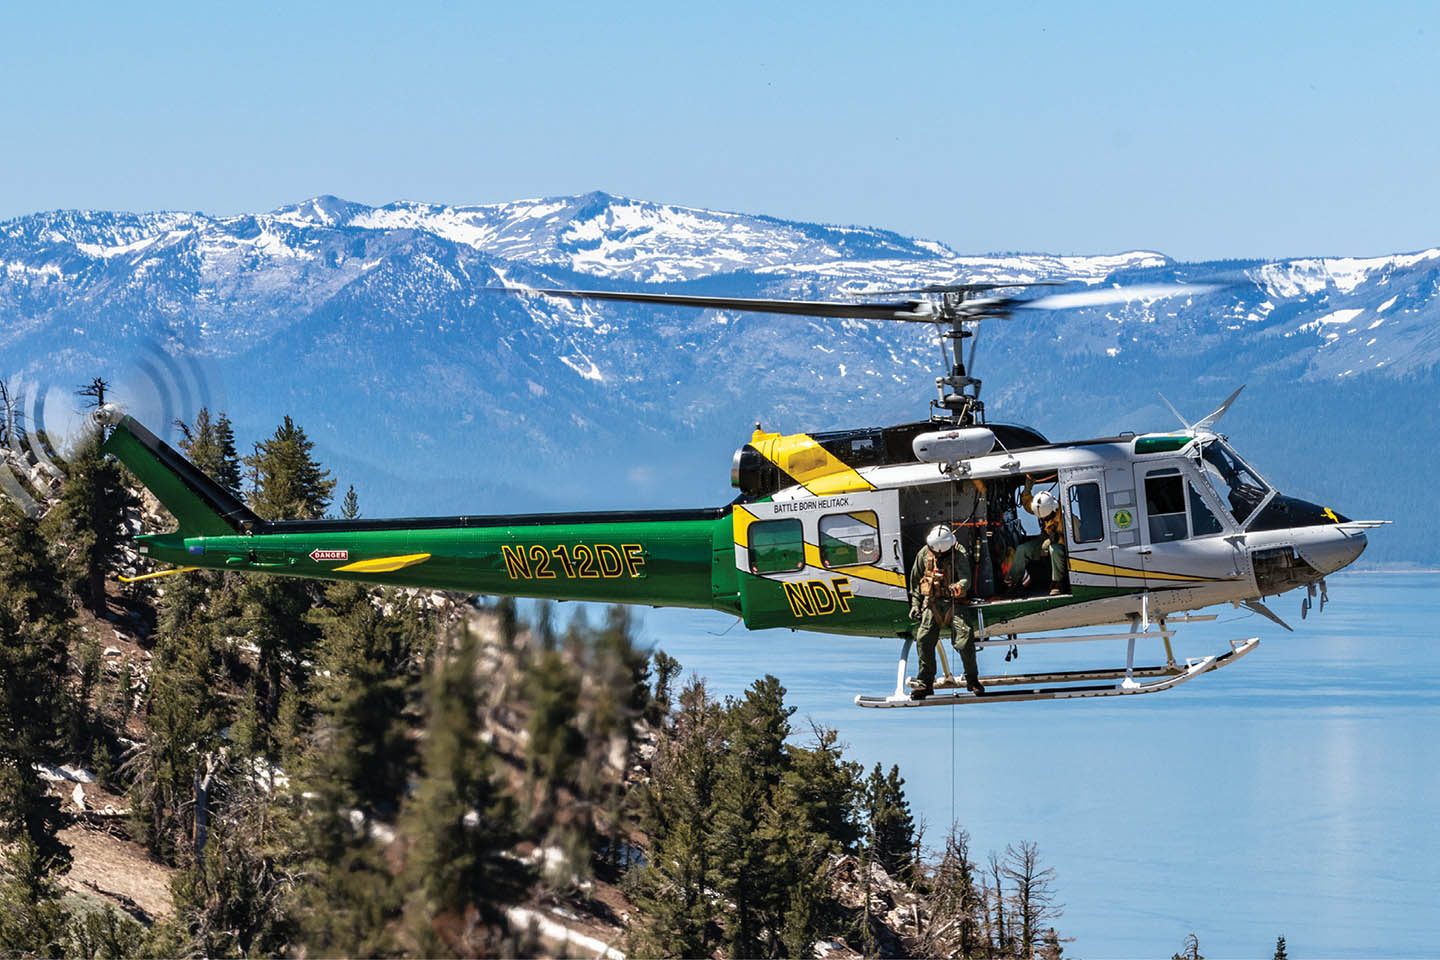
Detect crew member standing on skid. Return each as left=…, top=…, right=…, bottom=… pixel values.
left=908, top=524, right=984, bottom=699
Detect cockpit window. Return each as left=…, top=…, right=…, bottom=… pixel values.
left=1200, top=441, right=1270, bottom=525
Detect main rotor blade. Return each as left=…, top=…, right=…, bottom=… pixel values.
left=493, top=286, right=939, bottom=322
left=853, top=280, right=1063, bottom=296
left=1016, top=283, right=1219, bottom=311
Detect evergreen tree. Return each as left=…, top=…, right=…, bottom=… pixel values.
left=712, top=674, right=793, bottom=957
left=0, top=838, right=68, bottom=955
left=63, top=904, right=145, bottom=958
left=0, top=500, right=74, bottom=869
left=340, top=484, right=360, bottom=520
left=1273, top=934, right=1288, bottom=960
left=863, top=763, right=917, bottom=881
left=156, top=791, right=302, bottom=958
left=628, top=677, right=724, bottom=959
left=43, top=429, right=136, bottom=613
left=177, top=408, right=243, bottom=497
left=303, top=579, right=424, bottom=815
left=523, top=647, right=584, bottom=829
left=244, top=416, right=335, bottom=521
left=399, top=626, right=527, bottom=956
left=0, top=500, right=74, bottom=954
left=784, top=724, right=862, bottom=854
left=127, top=570, right=226, bottom=862
left=647, top=648, right=681, bottom=723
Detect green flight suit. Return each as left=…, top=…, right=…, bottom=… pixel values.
left=1009, top=528, right=1068, bottom=590
left=907, top=545, right=979, bottom=690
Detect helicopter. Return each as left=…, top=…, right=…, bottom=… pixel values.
left=94, top=279, right=1385, bottom=707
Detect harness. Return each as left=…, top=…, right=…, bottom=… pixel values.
left=920, top=548, right=958, bottom=625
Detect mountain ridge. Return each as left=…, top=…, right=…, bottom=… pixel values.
left=2, top=192, right=1436, bottom=560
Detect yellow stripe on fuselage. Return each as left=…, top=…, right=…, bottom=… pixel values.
left=334, top=553, right=432, bottom=574
left=802, top=543, right=905, bottom=588
left=731, top=505, right=903, bottom=587
left=1069, top=556, right=1232, bottom=583
left=749, top=431, right=874, bottom=496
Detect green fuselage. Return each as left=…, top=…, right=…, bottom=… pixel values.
left=104, top=413, right=1100, bottom=642
left=139, top=513, right=737, bottom=611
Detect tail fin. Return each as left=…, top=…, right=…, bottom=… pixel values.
left=101, top=414, right=259, bottom=537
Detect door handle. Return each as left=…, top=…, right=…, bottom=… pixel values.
left=1138, top=549, right=1152, bottom=555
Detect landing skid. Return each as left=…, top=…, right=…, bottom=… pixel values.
left=855, top=635, right=1259, bottom=708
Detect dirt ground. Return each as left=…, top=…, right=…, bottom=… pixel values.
left=59, top=824, right=175, bottom=923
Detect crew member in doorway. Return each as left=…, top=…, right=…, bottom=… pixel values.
left=908, top=525, right=984, bottom=699
left=1007, top=476, right=1068, bottom=596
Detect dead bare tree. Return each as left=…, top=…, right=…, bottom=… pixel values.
left=915, top=826, right=985, bottom=958
left=1002, top=841, right=1062, bottom=959
left=986, top=850, right=1009, bottom=957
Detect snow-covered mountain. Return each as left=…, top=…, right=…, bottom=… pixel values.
left=2, top=192, right=1435, bottom=561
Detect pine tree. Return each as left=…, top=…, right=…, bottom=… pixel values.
left=244, top=416, right=336, bottom=521
left=0, top=837, right=68, bottom=955
left=647, top=648, right=681, bottom=723
left=523, top=647, right=584, bottom=829
left=0, top=502, right=73, bottom=851
left=43, top=428, right=137, bottom=613
left=306, top=579, right=419, bottom=814
left=127, top=570, right=226, bottom=862
left=712, top=675, right=793, bottom=957
left=62, top=904, right=144, bottom=958
left=399, top=626, right=527, bottom=956
left=296, top=570, right=416, bottom=960
left=177, top=408, right=243, bottom=497
left=341, top=484, right=360, bottom=520
left=1273, top=934, right=1288, bottom=960
left=156, top=790, right=302, bottom=958
left=863, top=763, right=917, bottom=881
left=784, top=724, right=862, bottom=854
left=0, top=500, right=74, bottom=953
left=628, top=676, right=724, bottom=960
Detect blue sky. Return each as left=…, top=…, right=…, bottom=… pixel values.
left=3, top=1, right=1436, bottom=260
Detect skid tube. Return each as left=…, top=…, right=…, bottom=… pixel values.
left=855, top=636, right=1260, bottom=708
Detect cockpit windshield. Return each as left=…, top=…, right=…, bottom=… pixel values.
left=1199, top=440, right=1271, bottom=525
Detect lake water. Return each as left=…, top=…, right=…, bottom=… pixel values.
left=628, top=572, right=1440, bottom=959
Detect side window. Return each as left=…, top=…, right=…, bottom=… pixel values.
left=820, top=511, right=880, bottom=567
left=1067, top=482, right=1104, bottom=544
left=1144, top=469, right=1189, bottom=542
left=1189, top=482, right=1224, bottom=536
left=749, top=518, right=805, bottom=574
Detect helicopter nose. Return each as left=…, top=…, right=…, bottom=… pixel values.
left=1296, top=527, right=1367, bottom=576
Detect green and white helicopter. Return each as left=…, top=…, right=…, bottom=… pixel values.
left=92, top=280, right=1383, bottom=707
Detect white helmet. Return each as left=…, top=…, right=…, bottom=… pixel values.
left=1032, top=490, right=1059, bottom=519
left=926, top=524, right=957, bottom=552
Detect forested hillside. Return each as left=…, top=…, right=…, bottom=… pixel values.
left=0, top=397, right=1071, bottom=958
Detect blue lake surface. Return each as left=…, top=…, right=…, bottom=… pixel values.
left=622, top=572, right=1440, bottom=959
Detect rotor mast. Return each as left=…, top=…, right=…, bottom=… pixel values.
left=930, top=289, right=1010, bottom=427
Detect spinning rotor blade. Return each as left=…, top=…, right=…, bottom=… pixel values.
left=1016, top=283, right=1219, bottom=312
left=856, top=280, right=1062, bottom=296
left=497, top=280, right=1217, bottom=326
left=496, top=286, right=939, bottom=321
